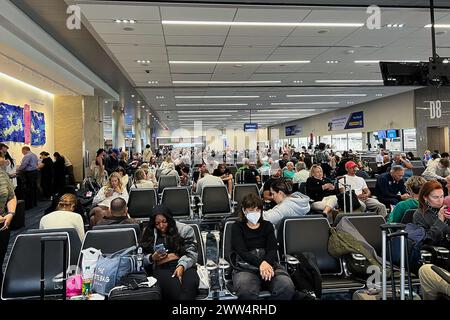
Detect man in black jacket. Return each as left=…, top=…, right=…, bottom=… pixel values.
left=375, top=165, right=410, bottom=209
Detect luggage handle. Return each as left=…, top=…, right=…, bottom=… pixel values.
left=380, top=223, right=406, bottom=231
left=40, top=235, right=68, bottom=301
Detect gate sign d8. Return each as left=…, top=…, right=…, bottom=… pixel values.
left=429, top=100, right=442, bottom=119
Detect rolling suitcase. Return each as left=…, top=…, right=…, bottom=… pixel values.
left=353, top=223, right=418, bottom=300
left=40, top=235, right=69, bottom=300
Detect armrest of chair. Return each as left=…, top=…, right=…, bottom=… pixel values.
left=206, top=259, right=218, bottom=271
left=351, top=253, right=367, bottom=261
left=219, top=258, right=230, bottom=270
left=285, top=254, right=300, bottom=265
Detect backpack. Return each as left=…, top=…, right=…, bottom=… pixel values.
left=289, top=252, right=322, bottom=298
left=240, top=169, right=258, bottom=184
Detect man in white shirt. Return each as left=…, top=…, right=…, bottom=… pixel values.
left=338, top=161, right=387, bottom=217
left=196, top=170, right=224, bottom=195
left=422, top=158, right=450, bottom=183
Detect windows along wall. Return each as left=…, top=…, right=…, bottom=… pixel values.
left=0, top=74, right=54, bottom=165
left=272, top=91, right=415, bottom=151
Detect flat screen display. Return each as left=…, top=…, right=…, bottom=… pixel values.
left=377, top=130, right=387, bottom=139
left=244, top=123, right=258, bottom=132
left=387, top=129, right=398, bottom=139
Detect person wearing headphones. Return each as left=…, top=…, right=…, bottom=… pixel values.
left=263, top=178, right=310, bottom=228
left=388, top=176, right=427, bottom=223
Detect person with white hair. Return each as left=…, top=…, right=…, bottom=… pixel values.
left=293, top=161, right=310, bottom=184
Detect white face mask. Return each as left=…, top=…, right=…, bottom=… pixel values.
left=245, top=211, right=261, bottom=225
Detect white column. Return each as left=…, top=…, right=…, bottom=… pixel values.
left=112, top=103, right=125, bottom=149
left=134, top=105, right=142, bottom=153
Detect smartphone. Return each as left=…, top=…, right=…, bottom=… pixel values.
left=155, top=244, right=167, bottom=254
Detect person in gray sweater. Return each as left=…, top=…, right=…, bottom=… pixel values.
left=263, top=178, right=310, bottom=228
left=140, top=205, right=199, bottom=300
left=413, top=181, right=450, bottom=246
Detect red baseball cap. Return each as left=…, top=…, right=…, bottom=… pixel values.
left=345, top=161, right=358, bottom=169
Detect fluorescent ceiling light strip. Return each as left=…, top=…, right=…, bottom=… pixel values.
left=425, top=24, right=450, bottom=28
left=0, top=72, right=54, bottom=96
left=175, top=96, right=259, bottom=99
left=162, top=20, right=364, bottom=27
left=271, top=102, right=339, bottom=105
left=286, top=94, right=367, bottom=97
left=315, top=80, right=383, bottom=83
left=178, top=110, right=239, bottom=113
left=176, top=103, right=248, bottom=107
left=173, top=81, right=281, bottom=84
left=354, top=60, right=421, bottom=63
left=170, top=60, right=310, bottom=64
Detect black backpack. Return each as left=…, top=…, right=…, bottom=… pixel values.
left=290, top=252, right=323, bottom=298
left=337, top=190, right=362, bottom=212
left=240, top=168, right=258, bottom=184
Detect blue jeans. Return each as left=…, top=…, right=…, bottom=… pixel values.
left=232, top=268, right=295, bottom=300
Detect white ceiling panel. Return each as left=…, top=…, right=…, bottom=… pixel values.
left=108, top=44, right=167, bottom=55
left=288, top=27, right=359, bottom=39
left=101, top=34, right=165, bottom=45
left=79, top=4, right=161, bottom=21
left=228, top=26, right=296, bottom=37
left=220, top=46, right=275, bottom=56
left=281, top=36, right=342, bottom=46
left=171, top=74, right=213, bottom=81
left=160, top=6, right=236, bottom=21
left=224, top=36, right=285, bottom=46
left=234, top=8, right=311, bottom=22
left=167, top=46, right=223, bottom=56
left=90, top=22, right=163, bottom=35
left=303, top=8, right=368, bottom=23
left=337, top=28, right=417, bottom=47
left=165, top=36, right=226, bottom=46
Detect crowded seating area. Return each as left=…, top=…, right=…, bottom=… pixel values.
left=1, top=0, right=449, bottom=305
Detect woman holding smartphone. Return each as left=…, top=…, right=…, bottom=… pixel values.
left=413, top=180, right=450, bottom=247
left=89, top=172, right=129, bottom=226
left=140, top=205, right=199, bottom=300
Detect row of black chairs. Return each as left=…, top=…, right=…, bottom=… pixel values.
left=1, top=221, right=206, bottom=300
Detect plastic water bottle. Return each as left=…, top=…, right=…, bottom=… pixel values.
left=82, top=266, right=92, bottom=299
left=136, top=247, right=144, bottom=272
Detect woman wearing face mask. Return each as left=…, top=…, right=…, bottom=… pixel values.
left=231, top=193, right=295, bottom=300
left=140, top=205, right=199, bottom=300
left=413, top=181, right=450, bottom=247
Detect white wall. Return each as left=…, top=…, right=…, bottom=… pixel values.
left=272, top=91, right=415, bottom=139
left=0, top=73, right=54, bottom=164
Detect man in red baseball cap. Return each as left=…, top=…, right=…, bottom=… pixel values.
left=338, top=161, right=387, bottom=216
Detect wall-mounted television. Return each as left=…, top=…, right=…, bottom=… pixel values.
left=244, top=123, right=258, bottom=132
left=377, top=130, right=387, bottom=139
left=387, top=129, right=399, bottom=139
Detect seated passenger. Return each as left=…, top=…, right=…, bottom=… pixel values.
left=195, top=170, right=224, bottom=195
left=262, top=164, right=282, bottom=209
left=306, top=164, right=338, bottom=221
left=378, top=155, right=391, bottom=174
left=388, top=176, right=426, bottom=223
left=413, top=180, right=450, bottom=247
left=418, top=264, right=450, bottom=300
left=282, top=162, right=295, bottom=179
left=140, top=205, right=199, bottom=300
left=338, top=161, right=387, bottom=217
left=40, top=193, right=85, bottom=241
left=422, top=158, right=449, bottom=183
left=96, top=197, right=137, bottom=226
left=115, top=166, right=129, bottom=189
left=263, top=178, right=310, bottom=228
left=89, top=172, right=129, bottom=226
left=375, top=166, right=410, bottom=209
left=131, top=169, right=154, bottom=189
left=231, top=193, right=295, bottom=300
left=392, top=153, right=414, bottom=179
left=213, top=164, right=233, bottom=194
left=160, top=155, right=175, bottom=171
left=292, top=161, right=310, bottom=184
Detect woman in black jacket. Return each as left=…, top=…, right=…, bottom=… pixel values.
left=413, top=180, right=450, bottom=247
left=231, top=193, right=295, bottom=300
left=305, top=164, right=338, bottom=220
left=53, top=152, right=66, bottom=195
left=38, top=152, right=54, bottom=199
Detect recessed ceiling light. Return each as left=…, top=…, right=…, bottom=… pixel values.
left=175, top=95, right=259, bottom=99
left=269, top=95, right=277, bottom=98
left=148, top=81, right=159, bottom=84
left=162, top=21, right=364, bottom=27
left=326, top=60, right=339, bottom=64
left=137, top=60, right=151, bottom=64
left=293, top=80, right=303, bottom=83
left=173, top=80, right=281, bottom=84
left=169, top=60, right=310, bottom=64
left=156, top=96, right=165, bottom=99
left=376, top=93, right=383, bottom=96
left=131, top=95, right=135, bottom=98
